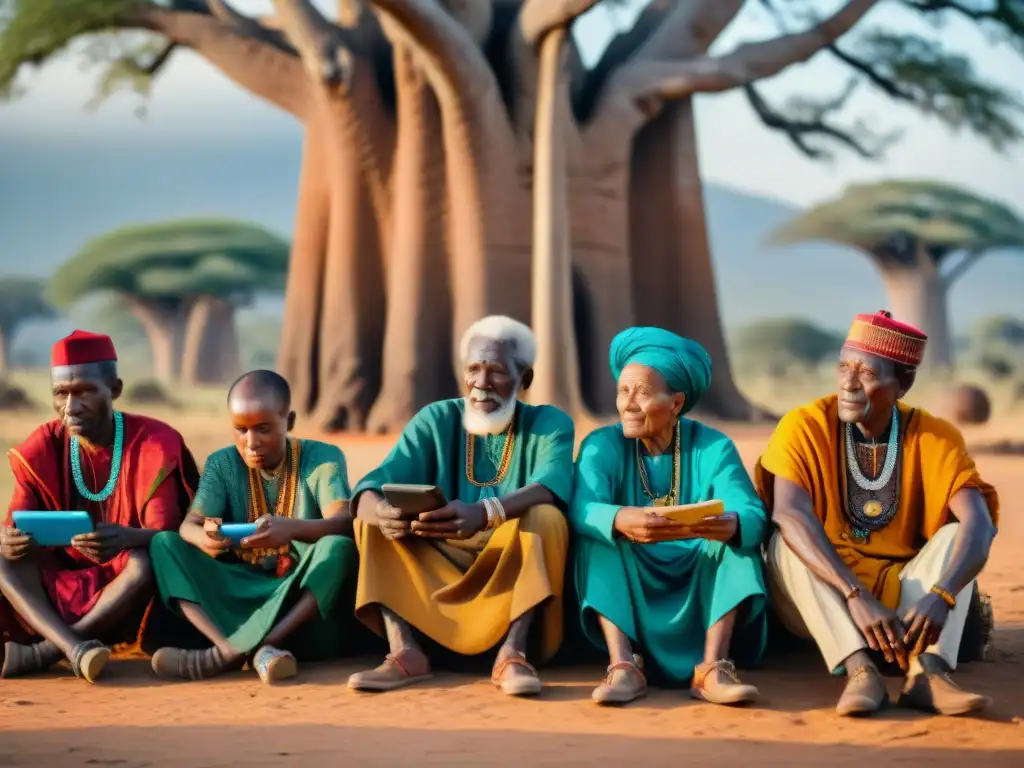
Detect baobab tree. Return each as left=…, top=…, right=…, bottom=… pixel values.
left=0, top=277, right=54, bottom=374
left=768, top=180, right=1024, bottom=372
left=2, top=1, right=1022, bottom=429
left=48, top=217, right=289, bottom=382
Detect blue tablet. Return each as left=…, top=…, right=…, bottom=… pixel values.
left=11, top=511, right=94, bottom=547
left=220, top=523, right=258, bottom=546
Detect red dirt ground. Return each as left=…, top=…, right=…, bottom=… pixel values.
left=0, top=433, right=1021, bottom=766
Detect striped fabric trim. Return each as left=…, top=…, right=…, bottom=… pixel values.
left=846, top=319, right=926, bottom=367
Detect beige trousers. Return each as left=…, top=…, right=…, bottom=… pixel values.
left=768, top=523, right=973, bottom=672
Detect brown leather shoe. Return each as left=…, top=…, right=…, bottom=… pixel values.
left=836, top=665, right=889, bottom=717
left=690, top=660, right=759, bottom=706
left=592, top=658, right=647, bottom=705
left=898, top=655, right=991, bottom=716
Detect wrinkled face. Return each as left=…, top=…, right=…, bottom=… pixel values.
left=229, top=395, right=294, bottom=471
left=835, top=346, right=904, bottom=424
left=462, top=336, right=525, bottom=435
left=51, top=364, right=120, bottom=441
left=616, top=363, right=685, bottom=440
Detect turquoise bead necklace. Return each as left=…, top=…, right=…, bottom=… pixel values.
left=70, top=411, right=125, bottom=503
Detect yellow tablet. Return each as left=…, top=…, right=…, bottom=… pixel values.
left=654, top=499, right=725, bottom=525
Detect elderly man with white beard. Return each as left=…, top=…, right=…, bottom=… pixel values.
left=348, top=316, right=575, bottom=697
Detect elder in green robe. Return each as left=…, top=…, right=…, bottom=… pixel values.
left=148, top=370, right=357, bottom=685
left=349, top=315, right=574, bottom=698
left=571, top=327, right=768, bottom=706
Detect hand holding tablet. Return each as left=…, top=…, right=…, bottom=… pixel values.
left=11, top=511, right=94, bottom=548
left=653, top=499, right=725, bottom=526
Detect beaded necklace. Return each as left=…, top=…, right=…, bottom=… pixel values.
left=240, top=439, right=301, bottom=566
left=465, top=416, right=516, bottom=487
left=70, top=411, right=124, bottom=503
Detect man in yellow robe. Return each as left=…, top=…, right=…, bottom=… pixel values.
left=756, top=310, right=998, bottom=718
left=348, top=316, right=573, bottom=697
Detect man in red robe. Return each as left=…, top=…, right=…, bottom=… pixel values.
left=0, top=330, right=199, bottom=682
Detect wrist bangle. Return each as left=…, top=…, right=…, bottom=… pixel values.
left=843, top=584, right=863, bottom=602
left=482, top=498, right=496, bottom=529
left=491, top=497, right=507, bottom=527
left=930, top=585, right=957, bottom=608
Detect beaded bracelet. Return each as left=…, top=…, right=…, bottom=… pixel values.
left=930, top=585, right=957, bottom=608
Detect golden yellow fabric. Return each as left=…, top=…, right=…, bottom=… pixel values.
left=755, top=395, right=999, bottom=609
left=353, top=504, right=568, bottom=659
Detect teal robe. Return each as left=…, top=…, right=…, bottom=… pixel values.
left=150, top=440, right=358, bottom=658
left=354, top=398, right=575, bottom=519
left=570, top=418, right=768, bottom=682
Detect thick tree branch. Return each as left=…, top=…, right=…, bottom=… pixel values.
left=626, top=0, right=880, bottom=105
left=133, top=6, right=310, bottom=117
left=273, top=0, right=351, bottom=87
left=519, top=0, right=601, bottom=47
left=744, top=80, right=900, bottom=160
left=631, top=0, right=744, bottom=61
left=369, top=0, right=492, bottom=99
left=942, top=249, right=983, bottom=286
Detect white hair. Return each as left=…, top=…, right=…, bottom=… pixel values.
left=459, top=315, right=537, bottom=371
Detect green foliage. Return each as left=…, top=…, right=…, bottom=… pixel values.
left=848, top=29, right=1024, bottom=150
left=49, top=218, right=290, bottom=310
left=0, top=0, right=139, bottom=100
left=768, top=179, right=1024, bottom=255
left=0, top=275, right=54, bottom=331
left=731, top=318, right=845, bottom=376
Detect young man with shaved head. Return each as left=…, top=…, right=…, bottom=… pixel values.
left=756, top=311, right=999, bottom=717
left=148, top=370, right=358, bottom=685
left=0, top=331, right=199, bottom=683
left=348, top=315, right=575, bottom=697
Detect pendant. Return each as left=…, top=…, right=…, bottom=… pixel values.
left=851, top=527, right=870, bottom=543
left=653, top=496, right=672, bottom=507
left=862, top=500, right=884, bottom=519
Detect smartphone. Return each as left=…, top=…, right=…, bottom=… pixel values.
left=381, top=484, right=448, bottom=518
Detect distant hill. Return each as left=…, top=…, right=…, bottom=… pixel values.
left=1, top=134, right=1020, bottom=360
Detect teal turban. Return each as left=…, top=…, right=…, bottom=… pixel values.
left=609, top=327, right=712, bottom=414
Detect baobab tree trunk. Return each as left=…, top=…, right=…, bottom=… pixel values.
left=366, top=47, right=456, bottom=433
left=0, top=327, right=8, bottom=376
left=879, top=259, right=955, bottom=373
left=630, top=100, right=755, bottom=419
left=180, top=296, right=241, bottom=385
left=528, top=25, right=585, bottom=416
left=126, top=297, right=193, bottom=382
left=277, top=118, right=333, bottom=415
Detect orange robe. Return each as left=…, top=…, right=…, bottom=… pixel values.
left=3, top=414, right=198, bottom=646
left=755, top=395, right=999, bottom=609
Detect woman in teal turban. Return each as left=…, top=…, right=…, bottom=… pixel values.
left=569, top=327, right=769, bottom=706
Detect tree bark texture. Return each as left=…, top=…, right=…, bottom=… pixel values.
left=114, top=0, right=882, bottom=430
left=126, top=297, right=194, bottom=382
left=878, top=249, right=955, bottom=373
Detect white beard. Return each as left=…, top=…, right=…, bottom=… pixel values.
left=462, top=387, right=519, bottom=435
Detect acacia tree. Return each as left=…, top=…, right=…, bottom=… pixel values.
left=3, top=0, right=1023, bottom=428
left=0, top=277, right=54, bottom=374
left=768, top=180, right=1024, bottom=371
left=47, top=218, right=289, bottom=382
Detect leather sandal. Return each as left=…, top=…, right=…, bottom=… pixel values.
left=347, top=649, right=433, bottom=692
left=592, top=659, right=647, bottom=706
left=690, top=659, right=759, bottom=706
left=491, top=651, right=542, bottom=697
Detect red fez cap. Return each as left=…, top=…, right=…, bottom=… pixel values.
left=51, top=330, right=118, bottom=368
left=845, top=310, right=927, bottom=368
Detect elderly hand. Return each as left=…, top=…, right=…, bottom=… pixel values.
left=0, top=527, right=37, bottom=562
left=902, top=591, right=951, bottom=657
left=848, top=593, right=908, bottom=671
left=686, top=512, right=739, bottom=543
left=375, top=497, right=414, bottom=541
left=410, top=500, right=488, bottom=540
left=71, top=523, right=129, bottom=563
left=613, top=507, right=690, bottom=544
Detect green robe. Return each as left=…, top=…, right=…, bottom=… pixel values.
left=150, top=439, right=358, bottom=658
left=570, top=418, right=769, bottom=682
left=354, top=398, right=575, bottom=526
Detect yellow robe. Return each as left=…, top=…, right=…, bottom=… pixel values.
left=755, top=395, right=999, bottom=609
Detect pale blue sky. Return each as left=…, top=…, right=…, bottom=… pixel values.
left=2, top=0, right=1022, bottom=209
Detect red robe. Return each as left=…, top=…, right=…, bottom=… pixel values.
left=2, top=413, right=199, bottom=645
